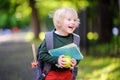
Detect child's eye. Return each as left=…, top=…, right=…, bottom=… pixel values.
left=67, top=18, right=71, bottom=21
left=66, top=18, right=77, bottom=22
left=74, top=19, right=77, bottom=22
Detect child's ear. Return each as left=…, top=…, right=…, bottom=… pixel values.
left=56, top=21, right=61, bottom=27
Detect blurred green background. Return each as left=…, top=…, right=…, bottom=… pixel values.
left=0, top=0, right=120, bottom=80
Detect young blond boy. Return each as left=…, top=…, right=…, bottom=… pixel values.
left=38, top=7, right=80, bottom=80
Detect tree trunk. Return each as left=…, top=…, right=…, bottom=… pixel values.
left=75, top=8, right=88, bottom=54
left=118, top=0, right=120, bottom=35
left=29, top=0, right=40, bottom=39
left=97, top=0, right=113, bottom=43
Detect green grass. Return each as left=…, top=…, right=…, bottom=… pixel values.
left=77, top=56, right=120, bottom=80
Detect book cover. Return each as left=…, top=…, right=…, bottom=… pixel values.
left=49, top=43, right=83, bottom=60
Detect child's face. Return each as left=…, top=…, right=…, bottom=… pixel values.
left=59, top=15, right=78, bottom=35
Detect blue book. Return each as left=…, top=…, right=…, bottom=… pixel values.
left=49, top=43, right=83, bottom=60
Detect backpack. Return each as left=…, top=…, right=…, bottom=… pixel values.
left=32, top=30, right=80, bottom=80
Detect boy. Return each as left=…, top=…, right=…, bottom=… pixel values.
left=38, top=7, right=80, bottom=80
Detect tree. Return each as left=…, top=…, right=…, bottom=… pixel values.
left=29, top=0, right=40, bottom=39
left=0, top=0, right=19, bottom=28
left=97, top=0, right=113, bottom=43
left=118, top=0, right=120, bottom=35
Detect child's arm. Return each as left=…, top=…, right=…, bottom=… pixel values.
left=38, top=40, right=58, bottom=64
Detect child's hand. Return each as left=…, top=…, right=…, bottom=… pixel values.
left=70, top=58, right=77, bottom=70
left=58, top=55, right=66, bottom=68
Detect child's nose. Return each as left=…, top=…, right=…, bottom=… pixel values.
left=71, top=20, right=75, bottom=24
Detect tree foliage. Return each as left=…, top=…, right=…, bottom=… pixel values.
left=0, top=0, right=31, bottom=28
left=0, top=0, right=90, bottom=29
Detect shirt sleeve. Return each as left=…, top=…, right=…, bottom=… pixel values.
left=38, top=39, right=58, bottom=64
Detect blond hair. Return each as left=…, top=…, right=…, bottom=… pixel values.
left=49, top=8, right=80, bottom=29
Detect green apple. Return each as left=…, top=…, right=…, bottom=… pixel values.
left=63, top=56, right=71, bottom=68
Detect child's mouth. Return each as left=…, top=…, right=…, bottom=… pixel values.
left=68, top=26, right=74, bottom=29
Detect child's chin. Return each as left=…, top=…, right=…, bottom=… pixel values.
left=68, top=30, right=74, bottom=33
left=70, top=31, right=73, bottom=33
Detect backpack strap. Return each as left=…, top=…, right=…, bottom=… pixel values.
left=40, top=30, right=54, bottom=79
left=45, top=30, right=54, bottom=50
left=73, top=33, right=80, bottom=47
left=72, top=33, right=80, bottom=80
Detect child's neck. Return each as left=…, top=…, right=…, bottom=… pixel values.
left=55, top=30, right=69, bottom=36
